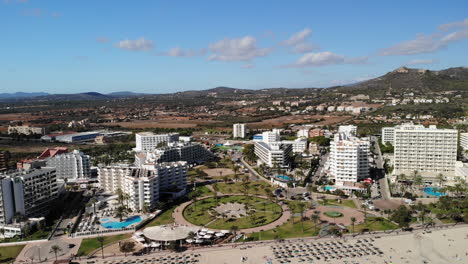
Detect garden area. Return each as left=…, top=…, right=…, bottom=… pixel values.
left=183, top=195, right=282, bottom=229
left=77, top=233, right=131, bottom=256
left=0, top=245, right=25, bottom=263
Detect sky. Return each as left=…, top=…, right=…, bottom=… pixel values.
left=1, top=0, right=468, bottom=94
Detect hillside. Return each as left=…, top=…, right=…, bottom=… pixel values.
left=331, top=67, right=468, bottom=98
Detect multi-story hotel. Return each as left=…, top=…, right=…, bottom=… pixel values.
left=393, top=124, right=458, bottom=179
left=0, top=168, right=58, bottom=225
left=45, top=150, right=91, bottom=181
left=338, top=125, right=357, bottom=136
left=329, top=133, right=370, bottom=184
left=461, top=132, right=468, bottom=152
left=98, top=161, right=187, bottom=210
left=134, top=132, right=179, bottom=152
left=135, top=142, right=212, bottom=167
left=254, top=142, right=292, bottom=168
left=233, top=123, right=247, bottom=138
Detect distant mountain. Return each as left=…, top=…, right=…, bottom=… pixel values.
left=331, top=66, right=468, bottom=97
left=108, top=91, right=146, bottom=97
left=0, top=92, right=49, bottom=99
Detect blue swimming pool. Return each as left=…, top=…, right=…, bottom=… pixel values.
left=276, top=175, right=293, bottom=181
left=423, top=187, right=446, bottom=197
left=324, top=186, right=336, bottom=191
left=101, top=216, right=142, bottom=229
left=101, top=218, right=109, bottom=222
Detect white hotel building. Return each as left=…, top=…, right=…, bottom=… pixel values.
left=45, top=150, right=91, bottom=181
left=0, top=168, right=58, bottom=225
left=134, top=132, right=179, bottom=152
left=392, top=124, right=458, bottom=179
left=329, top=132, right=370, bottom=184
left=233, top=123, right=247, bottom=138
left=98, top=161, right=187, bottom=210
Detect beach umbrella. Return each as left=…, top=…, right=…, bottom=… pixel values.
left=201, top=228, right=208, bottom=232
left=221, top=230, right=229, bottom=234
left=207, top=230, right=215, bottom=234
left=198, top=232, right=206, bottom=236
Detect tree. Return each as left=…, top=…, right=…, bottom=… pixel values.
left=120, top=241, right=135, bottom=257
left=436, top=173, right=446, bottom=187
left=50, top=245, right=62, bottom=262
left=297, top=203, right=306, bottom=233
left=115, top=206, right=127, bottom=222
left=97, top=236, right=105, bottom=259
left=390, top=205, right=412, bottom=228
left=230, top=225, right=239, bottom=236
left=350, top=217, right=356, bottom=233
left=90, top=197, right=98, bottom=215
left=311, top=213, right=320, bottom=233
left=361, top=204, right=368, bottom=226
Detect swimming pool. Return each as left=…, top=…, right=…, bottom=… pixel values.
left=423, top=187, right=446, bottom=197
left=324, top=186, right=336, bottom=191
left=276, top=175, right=293, bottom=181
left=101, top=218, right=109, bottom=222
left=101, top=216, right=142, bottom=229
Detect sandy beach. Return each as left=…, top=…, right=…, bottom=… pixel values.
left=80, top=224, right=468, bottom=264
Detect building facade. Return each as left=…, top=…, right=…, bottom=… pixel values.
left=254, top=142, right=292, bottom=168
left=8, top=125, right=45, bottom=135
left=134, top=132, right=179, bottom=152
left=98, top=162, right=187, bottom=210
left=233, top=123, right=247, bottom=138
left=338, top=125, right=357, bottom=136
left=45, top=150, right=91, bottom=181
left=135, top=142, right=212, bottom=166
left=393, top=124, right=458, bottom=179
left=461, top=132, right=468, bottom=152
left=329, top=133, right=370, bottom=184
left=0, top=168, right=58, bottom=225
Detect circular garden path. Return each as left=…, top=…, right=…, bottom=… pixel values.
left=172, top=194, right=291, bottom=234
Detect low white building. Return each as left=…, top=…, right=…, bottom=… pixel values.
left=338, top=125, right=357, bottom=136
left=8, top=125, right=45, bottom=135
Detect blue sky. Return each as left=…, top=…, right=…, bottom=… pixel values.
left=1, top=0, right=468, bottom=94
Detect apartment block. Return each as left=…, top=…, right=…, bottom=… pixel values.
left=329, top=133, right=370, bottom=184
left=254, top=142, right=292, bottom=168
left=393, top=124, right=458, bottom=178
left=233, top=123, right=247, bottom=138
left=45, top=150, right=91, bottom=181
left=135, top=142, right=212, bottom=167
left=0, top=168, right=58, bottom=225
left=134, top=132, right=179, bottom=152
left=461, top=132, right=468, bottom=152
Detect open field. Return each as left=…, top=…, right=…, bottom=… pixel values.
left=144, top=205, right=177, bottom=227
left=247, top=114, right=354, bottom=128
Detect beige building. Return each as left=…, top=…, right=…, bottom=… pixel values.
left=8, top=125, right=45, bottom=135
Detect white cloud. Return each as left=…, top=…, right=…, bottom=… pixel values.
left=405, top=59, right=439, bottom=66
left=282, top=28, right=312, bottom=46
left=439, top=18, right=468, bottom=31
left=288, top=51, right=367, bottom=67
left=381, top=18, right=468, bottom=56
left=292, top=43, right=320, bottom=53
left=116, top=37, right=154, bottom=51
left=158, top=47, right=206, bottom=57
left=208, top=36, right=271, bottom=62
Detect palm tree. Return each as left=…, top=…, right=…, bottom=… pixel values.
left=436, top=173, right=446, bottom=187
left=89, top=197, right=98, bottom=215
left=311, top=213, right=320, bottom=233
left=97, top=236, right=105, bottom=259
left=50, top=245, right=62, bottom=262
left=297, top=203, right=306, bottom=232
left=230, top=225, right=239, bottom=236
left=350, top=217, right=356, bottom=233
left=115, top=206, right=126, bottom=222
left=361, top=204, right=368, bottom=226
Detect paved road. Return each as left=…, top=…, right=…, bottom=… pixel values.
left=373, top=138, right=391, bottom=200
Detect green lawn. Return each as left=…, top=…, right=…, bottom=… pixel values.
left=188, top=186, right=214, bottom=198
left=0, top=245, right=25, bottom=263
left=216, top=181, right=272, bottom=195
left=318, top=199, right=356, bottom=208
left=183, top=195, right=282, bottom=229
left=242, top=216, right=320, bottom=241
left=77, top=234, right=131, bottom=256
left=145, top=205, right=177, bottom=227
left=349, top=217, right=398, bottom=233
